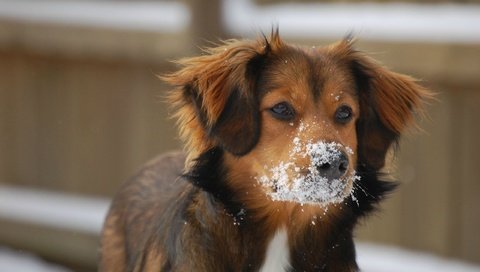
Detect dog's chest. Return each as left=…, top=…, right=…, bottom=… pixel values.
left=259, top=228, right=291, bottom=272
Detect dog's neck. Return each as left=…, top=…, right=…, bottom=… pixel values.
left=183, top=188, right=358, bottom=271
left=183, top=148, right=367, bottom=271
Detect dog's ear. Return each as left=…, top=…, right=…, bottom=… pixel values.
left=164, top=36, right=279, bottom=156
left=341, top=42, right=431, bottom=170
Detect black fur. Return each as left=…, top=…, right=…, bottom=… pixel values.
left=183, top=148, right=247, bottom=223
left=210, top=87, right=260, bottom=156
left=183, top=83, right=209, bottom=128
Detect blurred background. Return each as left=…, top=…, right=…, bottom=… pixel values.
left=0, top=0, right=479, bottom=271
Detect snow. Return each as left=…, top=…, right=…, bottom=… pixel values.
left=1, top=0, right=477, bottom=43
left=0, top=246, right=71, bottom=272
left=256, top=121, right=359, bottom=205
left=223, top=0, right=480, bottom=44
left=0, top=1, right=190, bottom=33
left=1, top=243, right=478, bottom=272
left=0, top=185, right=479, bottom=271
left=357, top=243, right=480, bottom=272
left=0, top=185, right=110, bottom=235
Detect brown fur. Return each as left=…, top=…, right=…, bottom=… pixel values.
left=100, top=30, right=431, bottom=271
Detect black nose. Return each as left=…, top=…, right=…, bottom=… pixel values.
left=316, top=151, right=349, bottom=180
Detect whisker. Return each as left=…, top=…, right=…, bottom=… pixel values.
left=353, top=178, right=374, bottom=198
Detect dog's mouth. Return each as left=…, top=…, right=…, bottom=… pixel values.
left=256, top=140, right=360, bottom=206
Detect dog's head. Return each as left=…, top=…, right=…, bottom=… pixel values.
left=165, top=31, right=430, bottom=209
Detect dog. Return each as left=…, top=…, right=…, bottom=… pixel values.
left=100, top=30, right=431, bottom=271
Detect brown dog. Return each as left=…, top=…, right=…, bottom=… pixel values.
left=100, top=30, right=431, bottom=271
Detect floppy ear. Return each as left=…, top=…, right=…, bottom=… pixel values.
left=348, top=48, right=431, bottom=170
left=164, top=38, right=274, bottom=156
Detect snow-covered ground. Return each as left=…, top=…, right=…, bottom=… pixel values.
left=357, top=243, right=480, bottom=272
left=1, top=184, right=479, bottom=271
left=0, top=185, right=109, bottom=235
left=1, top=243, right=480, bottom=272
left=0, top=246, right=71, bottom=272
left=0, top=0, right=190, bottom=33
left=223, top=0, right=480, bottom=43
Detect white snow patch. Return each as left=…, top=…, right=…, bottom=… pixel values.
left=357, top=243, right=480, bottom=272
left=0, top=247, right=71, bottom=272
left=223, top=0, right=480, bottom=44
left=0, top=184, right=110, bottom=235
left=0, top=186, right=478, bottom=272
left=0, top=1, right=190, bottom=33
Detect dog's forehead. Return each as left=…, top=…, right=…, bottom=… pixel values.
left=259, top=46, right=357, bottom=100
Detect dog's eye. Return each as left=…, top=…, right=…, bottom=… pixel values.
left=335, top=105, right=353, bottom=124
left=270, top=102, right=295, bottom=121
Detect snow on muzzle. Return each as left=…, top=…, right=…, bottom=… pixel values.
left=257, top=139, right=360, bottom=206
